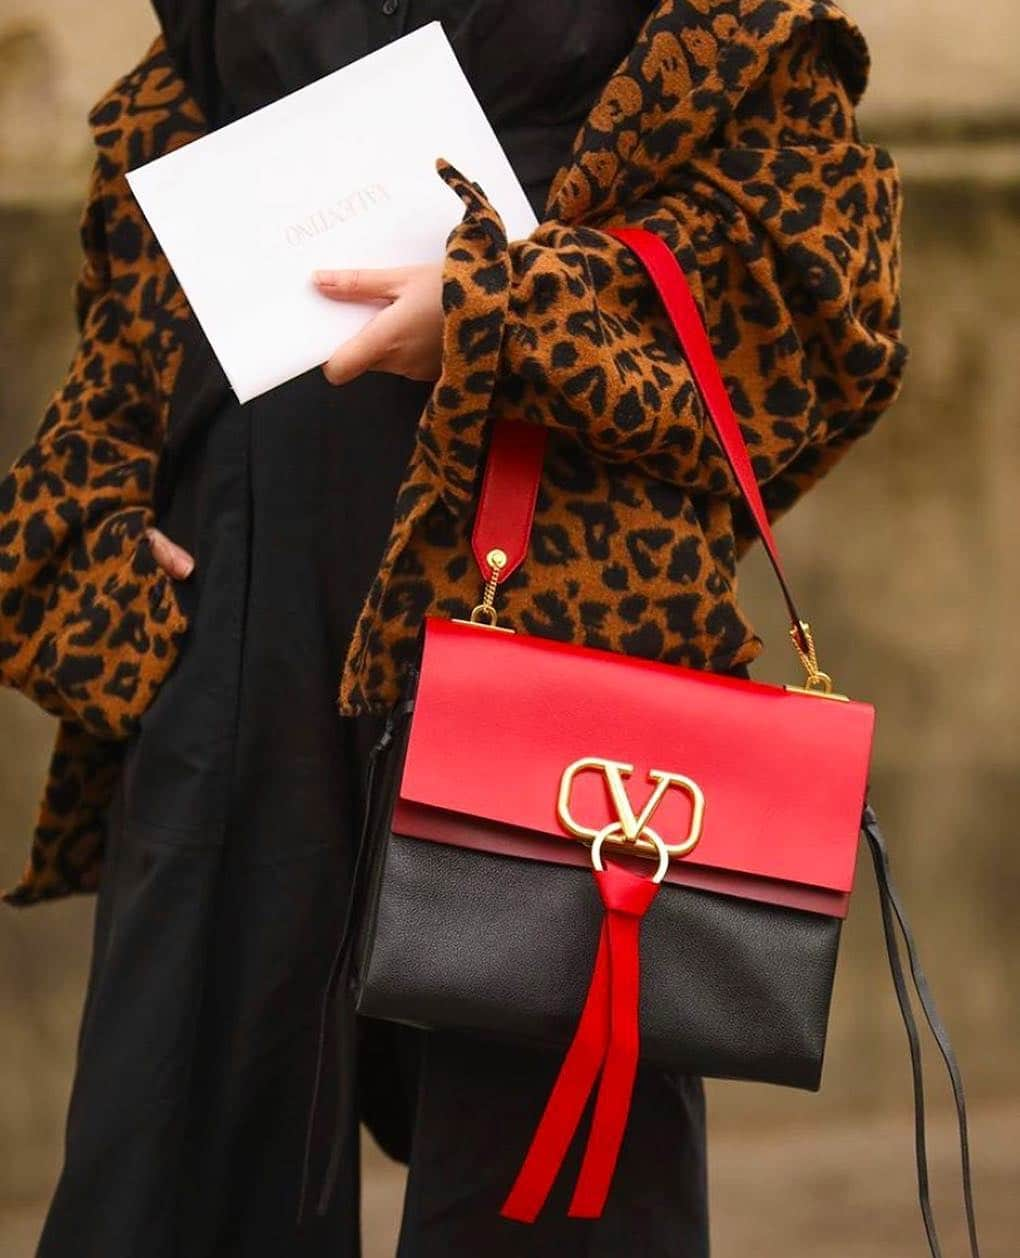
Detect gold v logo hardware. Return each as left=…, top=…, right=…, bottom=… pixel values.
left=556, top=757, right=705, bottom=860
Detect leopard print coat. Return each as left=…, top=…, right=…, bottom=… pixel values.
left=1, top=0, right=905, bottom=905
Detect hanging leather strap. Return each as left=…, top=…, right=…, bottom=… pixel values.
left=605, top=226, right=806, bottom=634
left=862, top=804, right=982, bottom=1258
left=500, top=861, right=661, bottom=1222
left=471, top=224, right=810, bottom=648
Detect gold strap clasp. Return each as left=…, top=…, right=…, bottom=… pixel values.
left=788, top=619, right=840, bottom=697
left=468, top=548, right=508, bottom=627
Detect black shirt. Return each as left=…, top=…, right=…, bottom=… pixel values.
left=156, top=0, right=654, bottom=216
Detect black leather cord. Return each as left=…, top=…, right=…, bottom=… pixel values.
left=862, top=802, right=981, bottom=1258
left=296, top=694, right=413, bottom=1223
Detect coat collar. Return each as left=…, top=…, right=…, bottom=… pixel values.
left=544, top=0, right=868, bottom=226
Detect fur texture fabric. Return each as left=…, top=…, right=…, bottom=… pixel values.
left=0, top=1, right=905, bottom=904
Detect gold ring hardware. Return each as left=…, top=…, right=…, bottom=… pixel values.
left=590, top=823, right=669, bottom=884
left=467, top=603, right=499, bottom=627
left=557, top=756, right=705, bottom=861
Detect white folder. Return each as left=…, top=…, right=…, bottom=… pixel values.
left=126, top=21, right=538, bottom=403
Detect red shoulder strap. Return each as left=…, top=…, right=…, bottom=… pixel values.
left=471, top=225, right=807, bottom=644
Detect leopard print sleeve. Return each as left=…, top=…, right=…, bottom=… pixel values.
left=0, top=219, right=188, bottom=737
left=418, top=4, right=905, bottom=526
left=0, top=40, right=202, bottom=740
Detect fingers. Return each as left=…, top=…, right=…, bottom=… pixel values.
left=322, top=302, right=401, bottom=387
left=313, top=267, right=405, bottom=302
left=145, top=527, right=195, bottom=580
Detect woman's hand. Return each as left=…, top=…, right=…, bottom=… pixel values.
left=313, top=263, right=444, bottom=387
left=145, top=527, right=194, bottom=580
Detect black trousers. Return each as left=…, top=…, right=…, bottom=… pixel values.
left=37, top=354, right=709, bottom=1257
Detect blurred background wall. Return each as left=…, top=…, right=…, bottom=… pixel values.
left=0, top=2, right=1017, bottom=1254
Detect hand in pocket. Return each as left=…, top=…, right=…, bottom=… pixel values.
left=145, top=527, right=195, bottom=580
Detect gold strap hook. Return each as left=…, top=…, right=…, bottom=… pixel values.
left=789, top=619, right=834, bottom=694
left=468, top=548, right=508, bottom=627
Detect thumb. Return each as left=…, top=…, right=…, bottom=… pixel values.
left=312, top=267, right=403, bottom=302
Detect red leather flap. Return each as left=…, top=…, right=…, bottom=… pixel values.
left=400, top=618, right=875, bottom=903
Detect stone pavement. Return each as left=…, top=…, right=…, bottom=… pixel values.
left=4, top=1102, right=1015, bottom=1256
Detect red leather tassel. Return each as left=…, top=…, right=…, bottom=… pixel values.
left=500, top=861, right=660, bottom=1223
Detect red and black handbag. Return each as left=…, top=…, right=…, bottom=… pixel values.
left=307, top=227, right=980, bottom=1253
